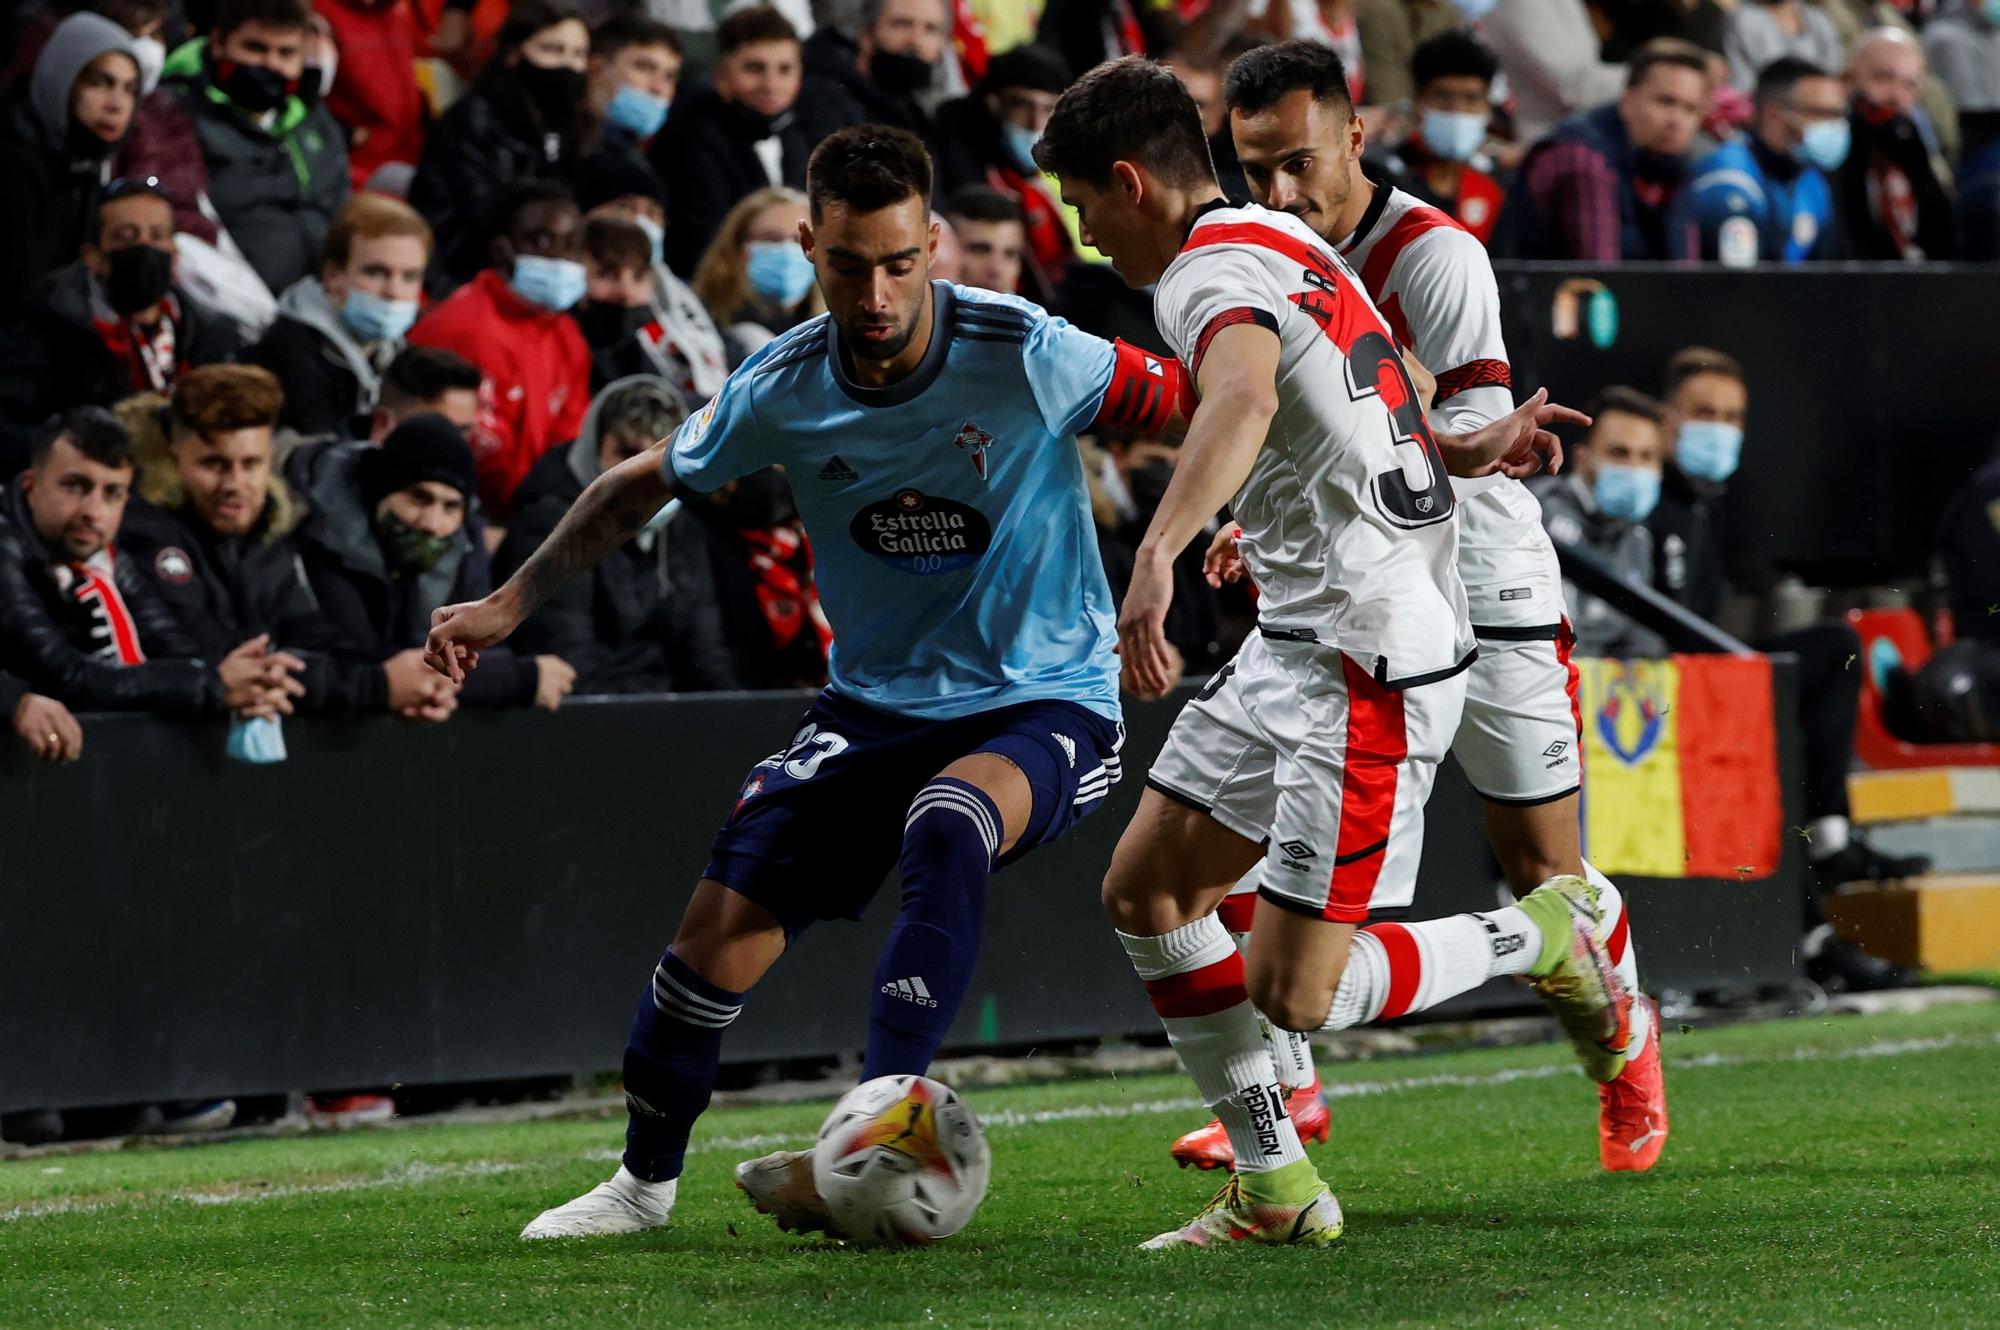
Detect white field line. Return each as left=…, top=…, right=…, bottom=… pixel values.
left=5, top=1028, right=1993, bottom=1225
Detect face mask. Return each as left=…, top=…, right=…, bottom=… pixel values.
left=374, top=508, right=452, bottom=574
left=103, top=244, right=174, bottom=314
left=635, top=214, right=665, bottom=266
left=575, top=298, right=651, bottom=348
left=869, top=50, right=932, bottom=97
left=226, top=714, right=288, bottom=764
left=1675, top=421, right=1743, bottom=483
left=607, top=83, right=670, bottom=138
left=1592, top=463, right=1662, bottom=522
left=509, top=253, right=588, bottom=311
left=1000, top=123, right=1041, bottom=175
left=518, top=61, right=587, bottom=125
left=342, top=287, right=419, bottom=342
left=1795, top=117, right=1851, bottom=172
left=217, top=60, right=293, bottom=113
left=300, top=45, right=336, bottom=107
left=132, top=36, right=165, bottom=94
left=1419, top=108, right=1487, bottom=162
left=1452, top=0, right=1498, bottom=19
left=745, top=240, right=815, bottom=306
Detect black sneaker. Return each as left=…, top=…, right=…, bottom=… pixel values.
left=1812, top=839, right=1933, bottom=891
left=1804, top=933, right=1919, bottom=993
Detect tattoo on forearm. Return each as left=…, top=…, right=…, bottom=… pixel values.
left=506, top=463, right=666, bottom=615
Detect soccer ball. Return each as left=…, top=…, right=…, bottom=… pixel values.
left=811, top=1074, right=991, bottom=1246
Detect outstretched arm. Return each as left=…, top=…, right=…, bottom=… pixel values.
left=425, top=443, right=674, bottom=682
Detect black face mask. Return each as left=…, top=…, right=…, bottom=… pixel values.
left=517, top=61, right=587, bottom=126
left=868, top=50, right=932, bottom=98
left=103, top=244, right=175, bottom=314
left=217, top=60, right=292, bottom=113
left=574, top=299, right=651, bottom=349
left=721, top=97, right=793, bottom=141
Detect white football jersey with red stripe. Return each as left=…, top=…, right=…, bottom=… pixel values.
left=1336, top=184, right=1564, bottom=632
left=1154, top=203, right=1474, bottom=687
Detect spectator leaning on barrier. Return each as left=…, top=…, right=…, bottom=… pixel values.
left=1528, top=386, right=1671, bottom=662
left=0, top=13, right=140, bottom=321
left=118, top=365, right=455, bottom=720
left=315, top=0, right=428, bottom=192
left=1689, top=57, right=1847, bottom=261
left=406, top=180, right=593, bottom=523
left=246, top=195, right=433, bottom=439
left=1841, top=28, right=1959, bottom=260
left=1496, top=38, right=1711, bottom=260
left=135, top=0, right=351, bottom=296
left=410, top=0, right=593, bottom=291
left=804, top=0, right=950, bottom=136
left=944, top=184, right=1027, bottom=293
left=691, top=186, right=824, bottom=364
left=1, top=665, right=83, bottom=763
left=293, top=414, right=574, bottom=710
left=499, top=376, right=737, bottom=695
left=0, top=177, right=242, bottom=471
left=1369, top=31, right=1507, bottom=246
left=1723, top=0, right=1844, bottom=93
left=0, top=407, right=302, bottom=718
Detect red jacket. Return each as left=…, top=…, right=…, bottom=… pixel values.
left=407, top=269, right=590, bottom=519
left=316, top=0, right=427, bottom=191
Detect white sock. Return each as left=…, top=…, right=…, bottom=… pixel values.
left=1583, top=860, right=1641, bottom=993
left=1229, top=925, right=1319, bottom=1094
left=1323, top=909, right=1542, bottom=1032
left=1808, top=815, right=1850, bottom=861
left=1121, top=915, right=1305, bottom=1175
left=609, top=1165, right=677, bottom=1219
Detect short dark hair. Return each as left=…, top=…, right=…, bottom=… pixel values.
left=977, top=43, right=1070, bottom=97
left=806, top=125, right=933, bottom=220
left=1224, top=39, right=1354, bottom=120
left=1035, top=56, right=1214, bottom=190
left=32, top=407, right=133, bottom=470
left=945, top=184, right=1024, bottom=225
left=1627, top=37, right=1711, bottom=91
left=381, top=346, right=482, bottom=413
left=1587, top=385, right=1669, bottom=434
left=212, top=0, right=311, bottom=36
left=583, top=213, right=652, bottom=273
left=1412, top=31, right=1498, bottom=93
left=592, top=11, right=681, bottom=59
left=493, top=0, right=583, bottom=60
left=1754, top=55, right=1831, bottom=106
left=88, top=0, right=169, bottom=36
left=1663, top=346, right=1745, bottom=395
left=486, top=177, right=579, bottom=250
left=716, top=4, right=799, bottom=55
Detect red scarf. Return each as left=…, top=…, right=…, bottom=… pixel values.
left=91, top=295, right=182, bottom=395
left=736, top=525, right=832, bottom=661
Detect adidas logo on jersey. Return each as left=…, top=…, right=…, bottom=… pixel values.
left=819, top=455, right=860, bottom=483
left=1051, top=732, right=1076, bottom=767
left=882, top=977, right=939, bottom=1008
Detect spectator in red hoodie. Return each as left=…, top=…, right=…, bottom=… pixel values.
left=317, top=0, right=429, bottom=191
left=405, top=179, right=590, bottom=522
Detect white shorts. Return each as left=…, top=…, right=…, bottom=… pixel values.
left=1453, top=622, right=1583, bottom=805
left=1148, top=632, right=1468, bottom=923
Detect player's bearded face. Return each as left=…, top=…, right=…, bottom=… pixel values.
left=1231, top=90, right=1359, bottom=237
left=809, top=196, right=934, bottom=362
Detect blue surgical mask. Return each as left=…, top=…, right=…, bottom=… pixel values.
left=745, top=240, right=815, bottom=306
left=226, top=714, right=288, bottom=764
left=607, top=83, right=670, bottom=138
left=509, top=254, right=588, bottom=312
left=635, top=214, right=665, bottom=267
left=1452, top=0, right=1498, bottom=20
left=1419, top=108, right=1487, bottom=162
left=1675, top=420, right=1743, bottom=483
left=341, top=287, right=419, bottom=343
left=1984, top=0, right=2000, bottom=27
left=1795, top=117, right=1851, bottom=172
left=1593, top=463, right=1662, bottom=522
left=1003, top=123, right=1041, bottom=175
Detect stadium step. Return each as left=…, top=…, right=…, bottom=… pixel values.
left=1823, top=874, right=2000, bottom=973
left=1848, top=767, right=2000, bottom=826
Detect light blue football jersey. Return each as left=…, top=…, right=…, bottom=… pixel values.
left=663, top=282, right=1121, bottom=722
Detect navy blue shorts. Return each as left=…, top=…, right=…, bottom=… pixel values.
left=704, top=690, right=1124, bottom=936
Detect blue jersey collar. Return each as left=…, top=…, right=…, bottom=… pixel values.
left=826, top=280, right=956, bottom=409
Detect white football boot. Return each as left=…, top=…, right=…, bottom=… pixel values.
left=519, top=1166, right=676, bottom=1239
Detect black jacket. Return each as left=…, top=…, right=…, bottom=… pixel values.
left=290, top=439, right=537, bottom=707
left=499, top=438, right=736, bottom=694
left=119, top=492, right=389, bottom=711
left=243, top=278, right=396, bottom=438
left=649, top=80, right=850, bottom=277
left=1646, top=462, right=1730, bottom=625
left=0, top=261, right=242, bottom=468
left=0, top=478, right=220, bottom=714
left=410, top=79, right=574, bottom=293
left=1836, top=104, right=1956, bottom=262
left=0, top=99, right=111, bottom=322
left=802, top=28, right=926, bottom=136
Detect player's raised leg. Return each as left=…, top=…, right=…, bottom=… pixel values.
left=521, top=881, right=786, bottom=1239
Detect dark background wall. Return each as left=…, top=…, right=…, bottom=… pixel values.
left=0, top=677, right=1804, bottom=1115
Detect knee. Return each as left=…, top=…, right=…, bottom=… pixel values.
left=902, top=781, right=1001, bottom=870
left=1100, top=867, right=1150, bottom=933
left=1247, top=967, right=1334, bottom=1034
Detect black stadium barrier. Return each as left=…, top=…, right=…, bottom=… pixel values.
left=0, top=671, right=1803, bottom=1116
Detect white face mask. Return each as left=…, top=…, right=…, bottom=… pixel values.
left=131, top=35, right=166, bottom=95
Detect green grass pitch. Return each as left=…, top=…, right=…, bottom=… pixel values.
left=3, top=1001, right=1995, bottom=1329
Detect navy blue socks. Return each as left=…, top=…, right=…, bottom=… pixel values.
left=622, top=948, right=744, bottom=1183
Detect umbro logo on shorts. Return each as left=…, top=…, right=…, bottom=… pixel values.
left=1277, top=840, right=1316, bottom=871
left=819, top=455, right=860, bottom=483
left=1544, top=740, right=1569, bottom=759
left=882, top=976, right=939, bottom=1008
